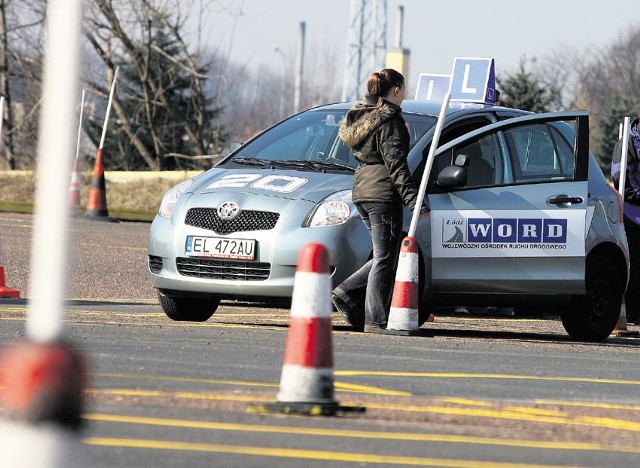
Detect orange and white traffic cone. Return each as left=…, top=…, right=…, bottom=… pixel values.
left=0, top=264, right=20, bottom=298
left=611, top=300, right=640, bottom=337
left=247, top=242, right=365, bottom=416
left=85, top=148, right=109, bottom=219
left=0, top=340, right=88, bottom=467
left=386, top=236, right=431, bottom=335
left=0, top=340, right=86, bottom=426
left=68, top=157, right=81, bottom=210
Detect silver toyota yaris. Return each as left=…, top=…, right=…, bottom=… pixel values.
left=148, top=100, right=629, bottom=341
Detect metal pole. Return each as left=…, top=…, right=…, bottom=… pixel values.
left=394, top=5, right=404, bottom=48
left=74, top=89, right=85, bottom=162
left=99, top=66, right=119, bottom=150
left=619, top=116, right=630, bottom=198
left=0, top=96, right=4, bottom=156
left=293, top=22, right=305, bottom=113
left=408, top=93, right=451, bottom=237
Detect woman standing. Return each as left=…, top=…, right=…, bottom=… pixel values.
left=332, top=68, right=430, bottom=333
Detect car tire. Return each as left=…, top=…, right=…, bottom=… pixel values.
left=560, top=255, right=622, bottom=341
left=158, top=291, right=220, bottom=322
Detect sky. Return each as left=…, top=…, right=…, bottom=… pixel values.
left=202, top=0, right=640, bottom=96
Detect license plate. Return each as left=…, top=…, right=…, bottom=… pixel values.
left=185, top=236, right=256, bottom=260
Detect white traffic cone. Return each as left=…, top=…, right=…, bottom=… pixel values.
left=386, top=237, right=424, bottom=336
left=68, top=157, right=81, bottom=210
left=247, top=242, right=364, bottom=416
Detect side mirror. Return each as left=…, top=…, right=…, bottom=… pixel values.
left=436, top=154, right=469, bottom=188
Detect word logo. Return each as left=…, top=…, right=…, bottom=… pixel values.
left=443, top=217, right=567, bottom=244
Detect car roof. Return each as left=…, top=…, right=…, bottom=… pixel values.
left=311, top=100, right=530, bottom=119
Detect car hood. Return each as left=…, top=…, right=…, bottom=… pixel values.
left=188, top=167, right=354, bottom=204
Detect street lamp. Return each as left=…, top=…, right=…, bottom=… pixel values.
left=273, top=46, right=288, bottom=118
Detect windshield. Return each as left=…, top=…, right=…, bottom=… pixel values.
left=224, top=109, right=436, bottom=170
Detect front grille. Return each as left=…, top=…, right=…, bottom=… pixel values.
left=185, top=208, right=279, bottom=235
left=176, top=257, right=271, bottom=281
left=148, top=255, right=163, bottom=273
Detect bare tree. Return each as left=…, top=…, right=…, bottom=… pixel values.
left=0, top=0, right=46, bottom=170
left=533, top=49, right=588, bottom=112
left=580, top=26, right=640, bottom=116
left=214, top=36, right=343, bottom=144
left=83, top=0, right=224, bottom=170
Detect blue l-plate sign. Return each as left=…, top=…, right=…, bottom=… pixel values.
left=449, top=57, right=496, bottom=104
left=414, top=73, right=451, bottom=101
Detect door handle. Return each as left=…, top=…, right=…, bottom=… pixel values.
left=547, top=194, right=584, bottom=205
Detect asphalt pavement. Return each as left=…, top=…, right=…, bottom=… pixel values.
left=2, top=212, right=640, bottom=467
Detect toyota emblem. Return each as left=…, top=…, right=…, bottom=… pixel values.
left=217, top=201, right=240, bottom=220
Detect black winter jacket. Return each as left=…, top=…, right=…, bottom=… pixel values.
left=339, top=95, right=426, bottom=212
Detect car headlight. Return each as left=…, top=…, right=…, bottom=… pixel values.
left=304, top=190, right=358, bottom=227
left=158, top=179, right=193, bottom=218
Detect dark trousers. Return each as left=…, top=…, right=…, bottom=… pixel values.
left=624, top=218, right=640, bottom=321
left=336, top=202, right=403, bottom=327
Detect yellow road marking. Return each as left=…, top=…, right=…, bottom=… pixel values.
left=93, top=373, right=279, bottom=388
left=91, top=370, right=406, bottom=395
left=83, top=436, right=568, bottom=467
left=333, top=381, right=411, bottom=396
left=84, top=412, right=640, bottom=457
left=88, top=388, right=640, bottom=434
left=440, top=398, right=494, bottom=407
left=360, top=402, right=640, bottom=432
left=335, top=370, right=640, bottom=387
left=501, top=406, right=567, bottom=417
left=536, top=399, right=640, bottom=411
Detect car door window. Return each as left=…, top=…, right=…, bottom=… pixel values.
left=433, top=119, right=578, bottom=190
left=452, top=133, right=502, bottom=188
left=503, top=122, right=575, bottom=182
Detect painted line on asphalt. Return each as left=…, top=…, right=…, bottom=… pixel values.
left=91, top=370, right=409, bottom=395
left=0, top=308, right=291, bottom=327
left=83, top=435, right=569, bottom=467
left=89, top=388, right=276, bottom=399
left=84, top=412, right=640, bottom=456
left=87, top=387, right=640, bottom=434
left=335, top=370, right=640, bottom=387
left=92, top=373, right=279, bottom=389
left=535, top=399, right=640, bottom=411
left=359, top=401, right=640, bottom=432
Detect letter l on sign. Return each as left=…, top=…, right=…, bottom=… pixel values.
left=461, top=64, right=477, bottom=94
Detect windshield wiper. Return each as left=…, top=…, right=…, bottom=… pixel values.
left=306, top=160, right=355, bottom=173
left=269, top=159, right=355, bottom=173
left=268, top=160, right=315, bottom=170
left=233, top=158, right=355, bottom=173
left=232, top=157, right=271, bottom=167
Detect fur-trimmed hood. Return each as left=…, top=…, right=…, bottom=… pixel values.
left=339, top=95, right=401, bottom=148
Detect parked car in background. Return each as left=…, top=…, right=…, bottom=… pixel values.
left=148, top=100, right=629, bottom=341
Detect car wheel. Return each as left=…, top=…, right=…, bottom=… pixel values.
left=157, top=291, right=220, bottom=322
left=560, top=255, right=622, bottom=341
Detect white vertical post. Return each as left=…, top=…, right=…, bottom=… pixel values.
left=408, top=93, right=451, bottom=237
left=619, top=117, right=630, bottom=199
left=0, top=96, right=5, bottom=156
left=293, top=22, right=305, bottom=113
left=74, top=89, right=85, bottom=163
left=99, top=67, right=119, bottom=150
left=26, top=0, right=83, bottom=343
